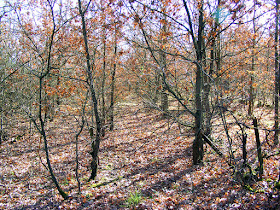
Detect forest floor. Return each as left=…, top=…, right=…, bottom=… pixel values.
left=0, top=100, right=280, bottom=209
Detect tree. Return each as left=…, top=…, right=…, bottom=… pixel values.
left=77, top=0, right=102, bottom=181
left=109, top=23, right=119, bottom=131
left=184, top=0, right=206, bottom=165
left=275, top=0, right=279, bottom=145
left=125, top=0, right=264, bottom=165
left=11, top=0, right=69, bottom=199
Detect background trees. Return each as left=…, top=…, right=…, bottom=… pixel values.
left=0, top=0, right=279, bottom=204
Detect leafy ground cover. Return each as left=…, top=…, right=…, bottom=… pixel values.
left=0, top=102, right=280, bottom=209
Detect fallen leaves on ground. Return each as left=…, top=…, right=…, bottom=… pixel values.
left=0, top=103, right=279, bottom=209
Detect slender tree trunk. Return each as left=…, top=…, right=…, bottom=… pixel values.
left=275, top=0, right=279, bottom=145
left=248, top=0, right=257, bottom=116
left=193, top=0, right=205, bottom=165
left=101, top=30, right=106, bottom=137
left=39, top=78, right=68, bottom=199
left=242, top=132, right=247, bottom=166
left=154, top=70, right=160, bottom=104
left=183, top=0, right=205, bottom=165
left=160, top=17, right=168, bottom=116
left=75, top=97, right=87, bottom=194
left=204, top=0, right=222, bottom=137
left=32, top=1, right=68, bottom=198
left=253, top=118, right=263, bottom=178
left=161, top=84, right=168, bottom=116
left=0, top=92, right=3, bottom=145
left=78, top=0, right=102, bottom=180
left=56, top=74, right=60, bottom=105
left=75, top=127, right=82, bottom=194
left=109, top=27, right=117, bottom=131
left=193, top=63, right=203, bottom=165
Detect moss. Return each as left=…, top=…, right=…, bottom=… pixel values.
left=244, top=185, right=254, bottom=192
left=274, top=181, right=280, bottom=190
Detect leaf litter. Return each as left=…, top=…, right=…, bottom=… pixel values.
left=0, top=103, right=279, bottom=209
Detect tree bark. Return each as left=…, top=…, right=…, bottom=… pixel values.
left=193, top=0, right=205, bottom=165
left=275, top=0, right=279, bottom=145
left=39, top=78, right=68, bottom=200
left=182, top=0, right=205, bottom=165
left=109, top=26, right=117, bottom=131
left=248, top=0, right=257, bottom=116
left=253, top=118, right=263, bottom=178
left=78, top=0, right=102, bottom=180
left=160, top=16, right=169, bottom=117
left=101, top=28, right=106, bottom=137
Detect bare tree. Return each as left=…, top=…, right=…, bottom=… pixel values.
left=275, top=0, right=279, bottom=145
left=77, top=0, right=102, bottom=180
left=12, top=0, right=69, bottom=199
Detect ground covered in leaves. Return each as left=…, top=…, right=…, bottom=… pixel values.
left=0, top=102, right=280, bottom=209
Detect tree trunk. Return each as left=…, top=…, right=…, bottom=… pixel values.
left=193, top=63, right=204, bottom=165
left=275, top=0, right=279, bottom=145
left=101, top=30, right=106, bottom=137
left=56, top=73, right=60, bottom=106
left=248, top=0, right=257, bottom=116
left=75, top=100, right=87, bottom=194
left=78, top=0, right=102, bottom=180
left=253, top=118, right=263, bottom=178
left=205, top=0, right=222, bottom=138
left=161, top=90, right=168, bottom=115
left=183, top=0, right=205, bottom=165
left=39, top=78, right=68, bottom=199
left=160, top=18, right=168, bottom=116
left=242, top=133, right=247, bottom=166
left=31, top=2, right=68, bottom=198
left=109, top=27, right=117, bottom=131
left=193, top=0, right=205, bottom=165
